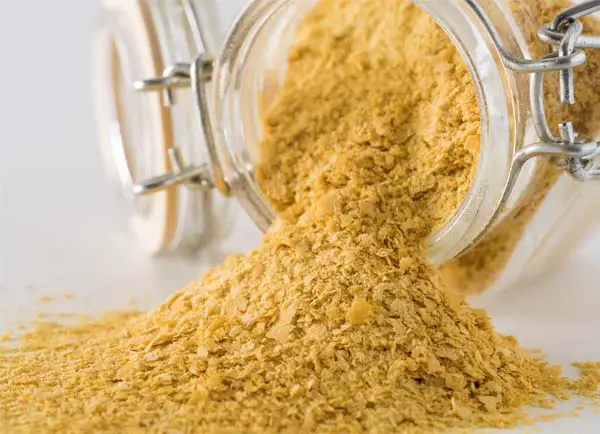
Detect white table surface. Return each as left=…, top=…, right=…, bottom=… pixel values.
left=1, top=1, right=600, bottom=432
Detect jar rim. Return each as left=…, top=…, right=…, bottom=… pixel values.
left=212, top=0, right=531, bottom=263
left=422, top=0, right=531, bottom=264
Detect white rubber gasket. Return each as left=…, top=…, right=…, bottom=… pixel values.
left=94, top=0, right=177, bottom=254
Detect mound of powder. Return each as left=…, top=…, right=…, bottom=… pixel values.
left=2, top=0, right=600, bottom=433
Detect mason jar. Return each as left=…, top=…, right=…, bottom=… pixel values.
left=94, top=0, right=600, bottom=295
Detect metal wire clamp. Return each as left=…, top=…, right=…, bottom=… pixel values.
left=133, top=53, right=231, bottom=197
left=445, top=0, right=600, bottom=257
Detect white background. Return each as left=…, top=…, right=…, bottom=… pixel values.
left=1, top=1, right=600, bottom=432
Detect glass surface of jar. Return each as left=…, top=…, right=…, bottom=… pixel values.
left=94, top=0, right=254, bottom=255
left=95, top=0, right=600, bottom=294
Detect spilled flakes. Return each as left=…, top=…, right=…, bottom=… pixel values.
left=2, top=0, right=600, bottom=433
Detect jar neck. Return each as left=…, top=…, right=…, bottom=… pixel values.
left=213, top=0, right=532, bottom=263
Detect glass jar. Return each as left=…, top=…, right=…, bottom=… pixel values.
left=94, top=0, right=253, bottom=254
left=94, top=0, right=600, bottom=294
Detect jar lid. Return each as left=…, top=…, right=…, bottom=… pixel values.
left=94, top=0, right=222, bottom=254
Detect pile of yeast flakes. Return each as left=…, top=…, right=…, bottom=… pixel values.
left=2, top=0, right=600, bottom=432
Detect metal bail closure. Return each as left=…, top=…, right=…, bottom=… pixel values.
left=133, top=53, right=231, bottom=198
left=453, top=0, right=600, bottom=258
left=133, top=56, right=215, bottom=195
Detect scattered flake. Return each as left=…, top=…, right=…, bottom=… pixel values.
left=37, top=295, right=53, bottom=303
left=143, top=352, right=161, bottom=362
left=305, top=323, right=327, bottom=341
left=399, top=257, right=413, bottom=272
left=346, top=297, right=372, bottom=325
left=267, top=323, right=294, bottom=344
left=2, top=1, right=600, bottom=433
left=154, top=374, right=172, bottom=385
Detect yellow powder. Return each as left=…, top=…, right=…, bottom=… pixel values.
left=1, top=0, right=600, bottom=433
left=37, top=295, right=53, bottom=303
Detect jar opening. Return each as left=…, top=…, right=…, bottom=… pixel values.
left=214, top=0, right=533, bottom=264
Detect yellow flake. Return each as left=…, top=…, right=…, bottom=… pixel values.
left=346, top=298, right=372, bottom=325
left=143, top=352, right=161, bottom=362
left=1, top=1, right=599, bottom=433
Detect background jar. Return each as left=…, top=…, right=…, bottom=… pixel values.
left=95, top=0, right=260, bottom=258
left=96, top=0, right=600, bottom=295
